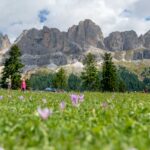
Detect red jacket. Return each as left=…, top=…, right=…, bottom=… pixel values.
left=21, top=81, right=26, bottom=89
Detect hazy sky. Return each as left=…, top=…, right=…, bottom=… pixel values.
left=0, top=0, right=150, bottom=42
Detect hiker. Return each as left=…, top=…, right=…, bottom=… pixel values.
left=6, top=77, right=11, bottom=90
left=21, top=79, right=26, bottom=91
left=8, top=79, right=11, bottom=89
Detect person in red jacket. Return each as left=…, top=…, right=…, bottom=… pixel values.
left=21, top=79, right=26, bottom=91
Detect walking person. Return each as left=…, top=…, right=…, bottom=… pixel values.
left=7, top=78, right=11, bottom=90
left=21, top=79, right=26, bottom=91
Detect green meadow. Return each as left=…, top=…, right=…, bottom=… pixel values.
left=0, top=90, right=149, bottom=150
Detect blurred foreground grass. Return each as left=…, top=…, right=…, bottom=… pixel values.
left=0, top=90, right=149, bottom=150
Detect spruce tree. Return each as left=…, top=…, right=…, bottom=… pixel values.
left=52, top=68, right=67, bottom=90
left=1, top=45, right=24, bottom=89
left=81, top=53, right=99, bottom=91
left=118, top=79, right=126, bottom=92
left=101, top=53, right=117, bottom=92
left=68, top=73, right=81, bottom=91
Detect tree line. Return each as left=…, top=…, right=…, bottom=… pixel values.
left=29, top=53, right=147, bottom=92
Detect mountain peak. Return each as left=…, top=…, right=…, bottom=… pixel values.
left=68, top=19, right=105, bottom=49
left=0, top=33, right=11, bottom=51
left=79, top=19, right=95, bottom=24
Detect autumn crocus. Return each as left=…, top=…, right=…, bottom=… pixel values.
left=0, top=147, right=4, bottom=150
left=37, top=107, right=52, bottom=120
left=60, top=101, right=66, bottom=110
left=71, top=94, right=79, bottom=106
left=101, top=102, right=108, bottom=108
left=0, top=96, right=3, bottom=100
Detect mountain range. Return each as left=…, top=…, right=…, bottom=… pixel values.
left=0, top=19, right=150, bottom=73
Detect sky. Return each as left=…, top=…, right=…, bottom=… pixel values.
left=0, top=0, right=150, bottom=42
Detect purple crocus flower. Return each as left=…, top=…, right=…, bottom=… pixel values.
left=0, top=147, right=4, bottom=150
left=0, top=96, right=3, bottom=100
left=71, top=94, right=79, bottom=106
left=37, top=107, right=53, bottom=120
left=101, top=102, right=108, bottom=108
left=79, top=94, right=84, bottom=102
left=60, top=101, right=66, bottom=110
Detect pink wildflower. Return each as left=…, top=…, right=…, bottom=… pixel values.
left=37, top=107, right=52, bottom=120
left=60, top=101, right=66, bottom=110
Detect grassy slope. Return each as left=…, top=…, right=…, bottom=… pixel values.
left=0, top=90, right=149, bottom=150
left=24, top=60, right=150, bottom=80
left=115, top=60, right=150, bottom=79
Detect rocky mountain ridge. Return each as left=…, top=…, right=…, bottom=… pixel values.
left=0, top=19, right=150, bottom=73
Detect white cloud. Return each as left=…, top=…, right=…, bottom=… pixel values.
left=0, top=0, right=149, bottom=42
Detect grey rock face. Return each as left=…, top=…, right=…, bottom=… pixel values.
left=21, top=54, right=50, bottom=66
left=13, top=19, right=150, bottom=70
left=17, top=19, right=105, bottom=67
left=133, top=49, right=150, bottom=60
left=1, top=19, right=150, bottom=74
left=104, top=32, right=124, bottom=51
left=105, top=30, right=139, bottom=51
left=68, top=19, right=105, bottom=49
left=143, top=30, right=150, bottom=49
left=50, top=52, right=67, bottom=66
left=143, top=50, right=150, bottom=59
left=0, top=33, right=11, bottom=51
left=133, top=52, right=143, bottom=60
left=122, top=31, right=139, bottom=50
left=17, top=27, right=67, bottom=66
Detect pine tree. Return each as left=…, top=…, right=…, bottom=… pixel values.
left=68, top=73, right=81, bottom=91
left=52, top=68, right=67, bottom=90
left=101, top=53, right=117, bottom=92
left=1, top=45, right=24, bottom=89
left=81, top=53, right=99, bottom=91
left=118, top=79, right=126, bottom=92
